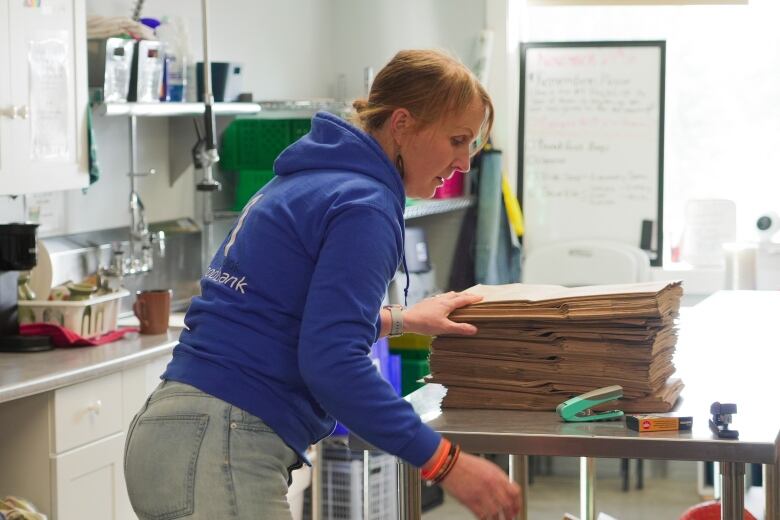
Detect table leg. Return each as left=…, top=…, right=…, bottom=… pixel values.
left=720, top=461, right=745, bottom=520
left=637, top=459, right=644, bottom=490
left=398, top=460, right=422, bottom=520
left=509, top=454, right=529, bottom=520
left=766, top=452, right=779, bottom=520
left=580, top=457, right=596, bottom=520
left=311, top=442, right=322, bottom=520
left=363, top=450, right=370, bottom=520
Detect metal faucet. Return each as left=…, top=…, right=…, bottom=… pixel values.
left=122, top=115, right=165, bottom=275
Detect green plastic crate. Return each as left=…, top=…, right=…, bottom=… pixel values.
left=400, top=358, right=429, bottom=396
left=233, top=169, right=275, bottom=211
left=391, top=348, right=430, bottom=396
left=220, top=118, right=312, bottom=171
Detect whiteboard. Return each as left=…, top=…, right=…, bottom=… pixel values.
left=519, top=41, right=665, bottom=266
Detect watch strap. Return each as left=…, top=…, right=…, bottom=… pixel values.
left=385, top=304, right=404, bottom=337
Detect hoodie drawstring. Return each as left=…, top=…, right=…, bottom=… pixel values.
left=402, top=254, right=410, bottom=308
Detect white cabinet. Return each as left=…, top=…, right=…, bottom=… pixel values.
left=53, top=433, right=133, bottom=520
left=0, top=0, right=88, bottom=195
left=0, top=353, right=173, bottom=520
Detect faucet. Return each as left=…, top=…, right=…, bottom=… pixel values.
left=123, top=115, right=165, bottom=275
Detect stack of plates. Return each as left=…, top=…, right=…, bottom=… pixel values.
left=427, top=281, right=684, bottom=413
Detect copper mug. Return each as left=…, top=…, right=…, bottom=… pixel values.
left=133, top=289, right=172, bottom=334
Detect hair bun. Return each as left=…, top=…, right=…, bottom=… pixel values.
left=352, top=98, right=369, bottom=113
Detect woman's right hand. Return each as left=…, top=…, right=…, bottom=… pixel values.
left=437, top=452, right=522, bottom=519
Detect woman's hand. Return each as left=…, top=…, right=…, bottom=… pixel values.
left=403, top=291, right=483, bottom=336
left=439, top=452, right=522, bottom=519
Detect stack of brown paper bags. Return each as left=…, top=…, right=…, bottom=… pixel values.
left=427, top=280, right=684, bottom=413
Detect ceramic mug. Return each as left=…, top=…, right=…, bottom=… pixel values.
left=133, top=289, right=172, bottom=334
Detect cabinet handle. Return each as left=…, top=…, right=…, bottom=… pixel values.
left=0, top=105, right=29, bottom=119
left=87, top=399, right=102, bottom=415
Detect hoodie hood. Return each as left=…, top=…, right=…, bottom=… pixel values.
left=274, top=112, right=406, bottom=205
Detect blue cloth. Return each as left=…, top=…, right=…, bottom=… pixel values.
left=475, top=150, right=522, bottom=284
left=163, top=112, right=441, bottom=467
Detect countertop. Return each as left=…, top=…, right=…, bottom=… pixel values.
left=0, top=313, right=187, bottom=404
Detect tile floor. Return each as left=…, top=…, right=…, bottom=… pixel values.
left=421, top=458, right=709, bottom=520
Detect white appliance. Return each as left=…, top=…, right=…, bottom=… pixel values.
left=523, top=240, right=651, bottom=286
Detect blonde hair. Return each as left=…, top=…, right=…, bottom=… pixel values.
left=352, top=49, right=493, bottom=153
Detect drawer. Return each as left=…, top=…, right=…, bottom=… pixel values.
left=53, top=372, right=123, bottom=453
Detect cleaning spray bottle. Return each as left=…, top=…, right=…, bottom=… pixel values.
left=156, top=16, right=190, bottom=102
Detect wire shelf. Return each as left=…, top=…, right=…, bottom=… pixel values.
left=95, top=102, right=261, bottom=117
left=403, top=196, right=475, bottom=220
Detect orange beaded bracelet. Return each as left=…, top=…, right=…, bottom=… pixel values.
left=421, top=438, right=451, bottom=481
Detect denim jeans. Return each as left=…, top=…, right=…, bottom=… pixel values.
left=124, top=380, right=301, bottom=520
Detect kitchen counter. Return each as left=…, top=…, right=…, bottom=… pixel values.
left=0, top=321, right=184, bottom=405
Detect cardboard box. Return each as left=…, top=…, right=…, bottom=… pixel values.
left=626, top=414, right=693, bottom=432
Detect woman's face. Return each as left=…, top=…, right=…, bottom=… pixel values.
left=400, top=99, right=487, bottom=199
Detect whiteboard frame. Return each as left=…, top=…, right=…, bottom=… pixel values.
left=517, top=40, right=666, bottom=267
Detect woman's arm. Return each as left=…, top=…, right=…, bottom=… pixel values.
left=378, top=291, right=483, bottom=337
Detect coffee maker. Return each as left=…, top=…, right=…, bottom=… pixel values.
left=0, top=223, right=52, bottom=352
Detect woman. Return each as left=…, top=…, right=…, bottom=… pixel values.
left=124, top=49, right=521, bottom=519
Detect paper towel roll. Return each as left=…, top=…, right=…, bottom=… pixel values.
left=722, top=242, right=757, bottom=290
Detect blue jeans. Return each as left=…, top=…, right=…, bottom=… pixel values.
left=124, top=380, right=302, bottom=520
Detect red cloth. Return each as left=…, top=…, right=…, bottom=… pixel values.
left=19, top=323, right=139, bottom=347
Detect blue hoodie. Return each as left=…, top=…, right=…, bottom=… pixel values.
left=163, top=112, right=442, bottom=467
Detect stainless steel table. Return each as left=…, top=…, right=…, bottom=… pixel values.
left=355, top=291, right=780, bottom=520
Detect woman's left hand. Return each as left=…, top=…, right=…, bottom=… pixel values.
left=403, top=291, right=484, bottom=337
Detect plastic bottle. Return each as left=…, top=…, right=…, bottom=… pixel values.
left=156, top=17, right=190, bottom=102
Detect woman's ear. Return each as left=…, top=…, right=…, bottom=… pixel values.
left=389, top=108, right=414, bottom=143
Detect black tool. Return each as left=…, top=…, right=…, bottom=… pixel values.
left=709, top=402, right=739, bottom=439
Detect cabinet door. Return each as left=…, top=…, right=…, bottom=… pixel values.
left=121, top=353, right=173, bottom=430
left=1, top=0, right=88, bottom=195
left=0, top=0, right=12, bottom=183
left=53, top=432, right=134, bottom=520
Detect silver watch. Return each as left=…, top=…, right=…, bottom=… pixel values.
left=384, top=304, right=404, bottom=337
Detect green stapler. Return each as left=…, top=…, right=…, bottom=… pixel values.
left=556, top=385, right=625, bottom=422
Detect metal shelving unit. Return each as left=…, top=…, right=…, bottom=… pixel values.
left=95, top=102, right=262, bottom=117
left=403, top=196, right=475, bottom=220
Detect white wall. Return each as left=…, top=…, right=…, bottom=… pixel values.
left=329, top=0, right=486, bottom=100
left=87, top=0, right=334, bottom=100
left=0, top=0, right=486, bottom=236
left=518, top=0, right=780, bottom=245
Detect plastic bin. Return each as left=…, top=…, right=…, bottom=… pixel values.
left=321, top=441, right=397, bottom=520
left=390, top=348, right=430, bottom=396
left=233, top=169, right=275, bottom=210
left=388, top=332, right=433, bottom=350
left=220, top=117, right=312, bottom=171
left=400, top=357, right=429, bottom=396
left=17, top=289, right=130, bottom=338
left=679, top=501, right=756, bottom=520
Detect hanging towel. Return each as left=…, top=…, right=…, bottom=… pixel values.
left=475, top=150, right=522, bottom=284
left=86, top=95, right=101, bottom=186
